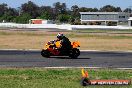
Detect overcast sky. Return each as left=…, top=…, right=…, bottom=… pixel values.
left=0, top=0, right=132, bottom=10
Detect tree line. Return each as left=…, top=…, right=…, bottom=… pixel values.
left=0, top=1, right=131, bottom=24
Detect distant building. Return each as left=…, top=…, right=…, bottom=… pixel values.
left=80, top=12, right=130, bottom=25
left=128, top=17, right=132, bottom=26
left=29, top=19, right=53, bottom=24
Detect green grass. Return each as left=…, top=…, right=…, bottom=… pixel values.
left=0, top=30, right=132, bottom=39
left=0, top=68, right=131, bottom=88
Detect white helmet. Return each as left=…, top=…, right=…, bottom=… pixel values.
left=57, top=33, right=64, bottom=39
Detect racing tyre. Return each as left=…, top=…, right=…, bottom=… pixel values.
left=41, top=49, right=50, bottom=58
left=69, top=48, right=80, bottom=58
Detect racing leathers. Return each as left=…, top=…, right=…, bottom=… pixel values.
left=59, top=36, right=72, bottom=54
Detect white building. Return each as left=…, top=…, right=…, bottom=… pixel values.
left=80, top=12, right=130, bottom=25
left=128, top=17, right=132, bottom=26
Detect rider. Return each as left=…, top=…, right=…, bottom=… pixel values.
left=56, top=33, right=72, bottom=53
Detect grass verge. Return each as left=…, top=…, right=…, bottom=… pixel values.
left=0, top=30, right=132, bottom=50
left=0, top=68, right=131, bottom=88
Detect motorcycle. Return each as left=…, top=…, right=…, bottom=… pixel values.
left=41, top=40, right=80, bottom=58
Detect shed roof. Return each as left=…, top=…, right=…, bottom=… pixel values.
left=80, top=12, right=129, bottom=15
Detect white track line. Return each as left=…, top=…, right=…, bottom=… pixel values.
left=44, top=67, right=101, bottom=69
left=0, top=49, right=132, bottom=53
left=43, top=67, right=132, bottom=70
left=0, top=49, right=40, bottom=51
left=0, top=66, right=131, bottom=69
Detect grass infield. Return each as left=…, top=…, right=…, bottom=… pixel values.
left=0, top=68, right=131, bottom=88
left=0, top=29, right=132, bottom=50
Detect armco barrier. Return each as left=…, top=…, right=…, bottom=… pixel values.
left=0, top=23, right=132, bottom=30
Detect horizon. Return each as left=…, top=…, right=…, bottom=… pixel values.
left=0, top=0, right=132, bottom=10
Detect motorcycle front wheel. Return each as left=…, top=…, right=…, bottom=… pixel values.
left=41, top=49, right=50, bottom=58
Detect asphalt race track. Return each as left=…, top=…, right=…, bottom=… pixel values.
left=0, top=50, right=132, bottom=68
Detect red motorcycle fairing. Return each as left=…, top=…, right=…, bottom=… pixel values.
left=47, top=48, right=60, bottom=55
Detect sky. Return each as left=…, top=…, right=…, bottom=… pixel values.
left=0, top=0, right=132, bottom=10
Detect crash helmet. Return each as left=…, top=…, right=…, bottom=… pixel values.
left=57, top=33, right=64, bottom=40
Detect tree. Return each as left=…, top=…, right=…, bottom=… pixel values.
left=4, top=8, right=18, bottom=22
left=116, top=7, right=122, bottom=12
left=53, top=2, right=67, bottom=14
left=14, top=13, right=31, bottom=23
left=39, top=12, right=51, bottom=20
left=39, top=6, right=53, bottom=20
left=20, top=1, right=39, bottom=18
left=92, top=8, right=98, bottom=12
left=53, top=2, right=68, bottom=21
left=100, top=5, right=121, bottom=12
left=124, top=8, right=132, bottom=13
left=0, top=13, right=14, bottom=22
left=8, top=8, right=18, bottom=16
left=39, top=6, right=52, bottom=14
left=79, top=7, right=89, bottom=12
left=0, top=3, right=9, bottom=22
left=0, top=3, right=8, bottom=16
left=79, top=7, right=98, bottom=12
left=0, top=3, right=18, bottom=22
left=57, top=14, right=70, bottom=23
left=70, top=5, right=81, bottom=24
left=71, top=5, right=79, bottom=17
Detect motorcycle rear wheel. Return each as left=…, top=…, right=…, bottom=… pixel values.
left=69, top=48, right=80, bottom=58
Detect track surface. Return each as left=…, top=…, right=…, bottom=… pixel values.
left=0, top=50, right=132, bottom=68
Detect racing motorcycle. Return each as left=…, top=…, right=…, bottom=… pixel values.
left=41, top=40, right=80, bottom=58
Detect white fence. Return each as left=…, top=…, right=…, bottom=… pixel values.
left=71, top=25, right=132, bottom=30
left=0, top=23, right=132, bottom=30
left=0, top=23, right=72, bottom=30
